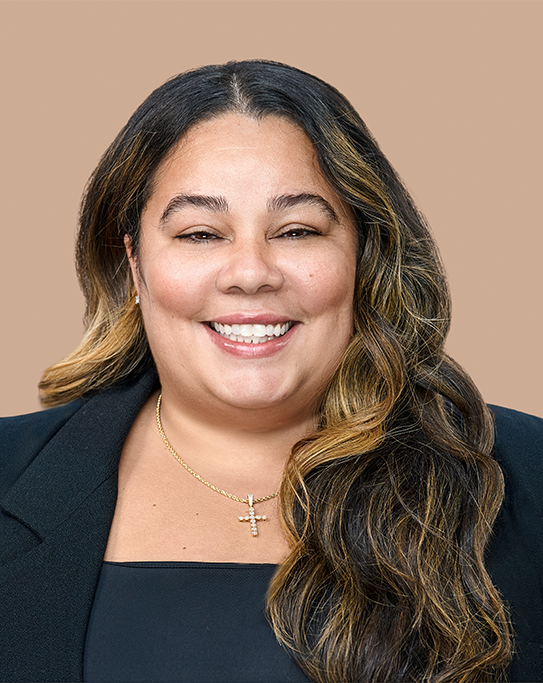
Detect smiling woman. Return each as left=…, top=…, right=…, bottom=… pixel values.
left=127, top=114, right=357, bottom=418
left=1, top=60, right=542, bottom=683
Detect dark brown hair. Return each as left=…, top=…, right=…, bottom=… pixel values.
left=39, top=60, right=511, bottom=682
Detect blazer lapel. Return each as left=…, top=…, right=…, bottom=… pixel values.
left=0, top=370, right=158, bottom=682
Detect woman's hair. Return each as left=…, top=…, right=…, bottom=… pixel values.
left=39, top=60, right=511, bottom=681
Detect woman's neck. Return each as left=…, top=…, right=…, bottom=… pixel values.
left=154, top=387, right=317, bottom=490
left=104, top=387, right=301, bottom=563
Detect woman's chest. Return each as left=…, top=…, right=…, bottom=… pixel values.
left=84, top=561, right=313, bottom=682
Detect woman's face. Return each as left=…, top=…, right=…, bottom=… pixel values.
left=127, top=114, right=358, bottom=424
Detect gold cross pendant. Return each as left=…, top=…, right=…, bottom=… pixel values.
left=238, top=494, right=267, bottom=537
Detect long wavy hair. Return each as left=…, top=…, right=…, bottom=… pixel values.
left=39, top=60, right=511, bottom=682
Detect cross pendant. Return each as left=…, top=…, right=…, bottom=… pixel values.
left=238, top=493, right=267, bottom=537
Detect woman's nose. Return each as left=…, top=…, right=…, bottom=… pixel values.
left=215, top=240, right=284, bottom=294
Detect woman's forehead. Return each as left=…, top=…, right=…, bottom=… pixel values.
left=157, top=114, right=315, bottom=174
left=146, top=113, right=350, bottom=220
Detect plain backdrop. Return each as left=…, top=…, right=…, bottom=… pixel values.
left=1, top=0, right=541, bottom=417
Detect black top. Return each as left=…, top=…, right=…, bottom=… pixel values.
left=84, top=562, right=312, bottom=683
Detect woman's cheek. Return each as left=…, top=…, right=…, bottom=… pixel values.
left=144, top=258, right=212, bottom=317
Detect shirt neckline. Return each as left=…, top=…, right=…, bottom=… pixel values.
left=103, top=560, right=279, bottom=568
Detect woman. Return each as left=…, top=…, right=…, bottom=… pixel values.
left=0, top=60, right=541, bottom=683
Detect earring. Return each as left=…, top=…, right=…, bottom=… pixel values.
left=135, top=295, right=140, bottom=305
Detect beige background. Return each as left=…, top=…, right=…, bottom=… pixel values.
left=1, top=0, right=541, bottom=417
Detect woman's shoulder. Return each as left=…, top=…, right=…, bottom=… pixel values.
left=0, top=370, right=159, bottom=497
left=0, top=400, right=84, bottom=452
left=489, top=404, right=543, bottom=477
left=485, top=406, right=543, bottom=681
left=491, top=403, right=543, bottom=437
left=487, top=404, right=542, bottom=561
left=0, top=400, right=84, bottom=496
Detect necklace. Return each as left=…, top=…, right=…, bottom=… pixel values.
left=155, top=393, right=279, bottom=537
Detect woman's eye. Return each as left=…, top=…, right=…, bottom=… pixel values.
left=278, top=227, right=320, bottom=239
left=176, top=231, right=220, bottom=243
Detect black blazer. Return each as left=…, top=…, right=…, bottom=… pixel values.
left=1, top=370, right=542, bottom=682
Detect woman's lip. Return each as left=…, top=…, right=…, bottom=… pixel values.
left=203, top=321, right=298, bottom=357
left=206, top=313, right=295, bottom=325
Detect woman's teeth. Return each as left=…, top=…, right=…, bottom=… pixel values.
left=210, top=321, right=294, bottom=344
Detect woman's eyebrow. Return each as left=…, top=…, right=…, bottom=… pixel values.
left=160, top=194, right=229, bottom=226
left=159, top=192, right=339, bottom=226
left=267, top=193, right=339, bottom=223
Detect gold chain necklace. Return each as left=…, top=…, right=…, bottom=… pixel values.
left=155, top=393, right=279, bottom=537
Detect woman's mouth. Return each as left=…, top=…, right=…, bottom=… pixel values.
left=209, top=321, right=295, bottom=344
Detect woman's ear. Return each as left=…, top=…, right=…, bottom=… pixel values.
left=124, top=234, right=140, bottom=296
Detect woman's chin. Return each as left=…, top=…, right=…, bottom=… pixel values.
left=212, top=388, right=295, bottom=413
left=198, top=379, right=315, bottom=422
